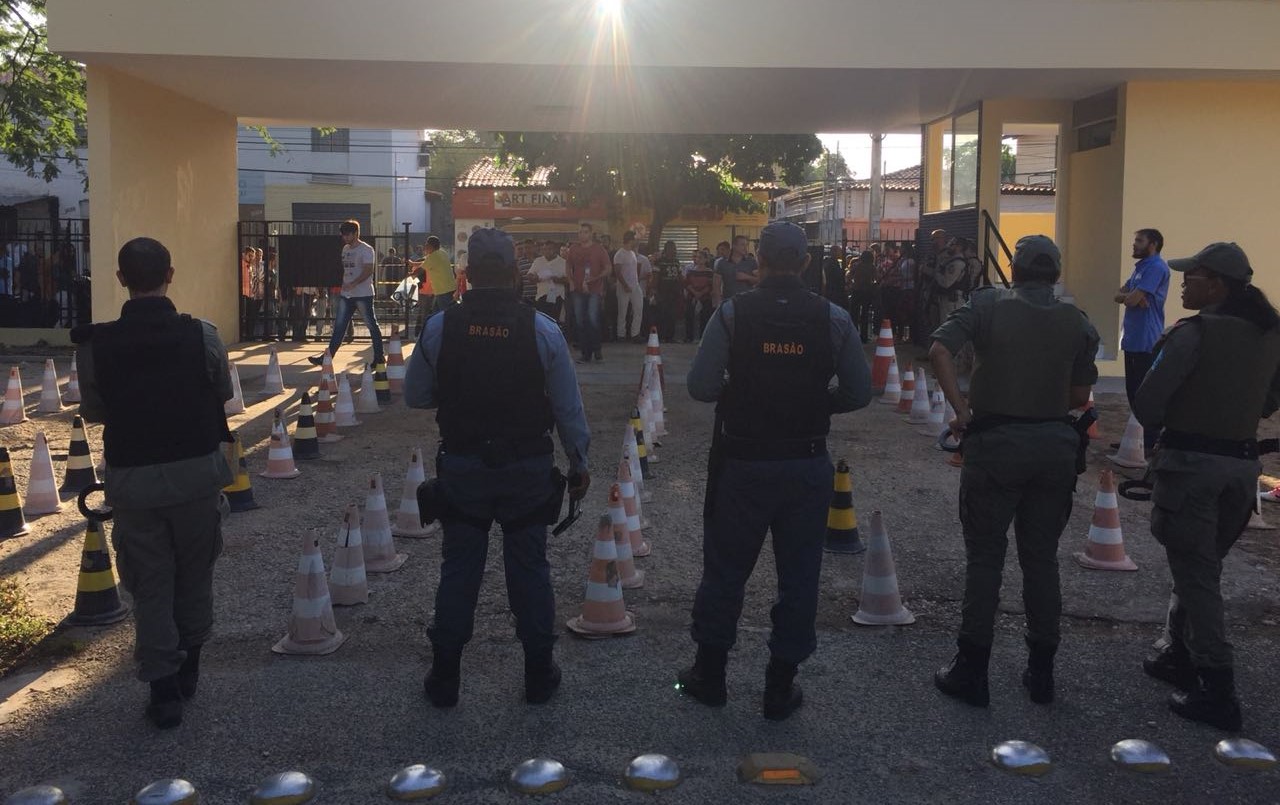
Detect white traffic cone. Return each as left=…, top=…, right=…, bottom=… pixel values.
left=362, top=473, right=407, bottom=572
left=908, top=366, right=931, bottom=424
left=224, top=362, right=246, bottom=415
left=36, top=359, right=63, bottom=414
left=392, top=447, right=439, bottom=538
left=334, top=373, right=361, bottom=428
left=851, top=511, right=915, bottom=626
left=1108, top=414, right=1147, bottom=469
left=880, top=357, right=901, bottom=406
left=356, top=363, right=381, bottom=415
left=262, top=346, right=285, bottom=397
left=64, top=352, right=81, bottom=403
left=272, top=532, right=346, bottom=655
left=330, top=503, right=369, bottom=606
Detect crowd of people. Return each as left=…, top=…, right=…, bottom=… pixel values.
left=0, top=238, right=91, bottom=328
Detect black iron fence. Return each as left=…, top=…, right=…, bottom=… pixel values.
left=0, top=218, right=92, bottom=329
left=236, top=220, right=433, bottom=344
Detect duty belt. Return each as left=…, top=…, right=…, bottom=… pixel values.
left=718, top=433, right=826, bottom=461
left=441, top=434, right=553, bottom=467
left=1158, top=429, right=1259, bottom=460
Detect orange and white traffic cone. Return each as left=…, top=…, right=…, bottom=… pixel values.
left=908, top=367, right=931, bottom=424
left=330, top=503, right=369, bottom=606
left=880, top=357, right=902, bottom=406
left=321, top=350, right=338, bottom=397
left=314, top=385, right=343, bottom=443
left=642, top=327, right=666, bottom=395
left=1075, top=469, right=1138, bottom=571
left=262, top=346, right=285, bottom=397
left=896, top=364, right=915, bottom=414
left=1108, top=414, right=1147, bottom=469
left=374, top=361, right=392, bottom=405
left=259, top=418, right=301, bottom=479
left=823, top=459, right=864, bottom=554
left=222, top=431, right=260, bottom=512
left=362, top=473, right=407, bottom=573
left=272, top=532, right=347, bottom=655
left=36, top=359, right=63, bottom=414
left=618, top=464, right=651, bottom=558
left=1, top=366, right=27, bottom=426
left=870, top=319, right=895, bottom=391
left=64, top=352, right=81, bottom=403
left=617, top=448, right=652, bottom=538
left=851, top=511, right=915, bottom=626
left=386, top=325, right=406, bottom=394
left=0, top=446, right=31, bottom=539
left=608, top=484, right=643, bottom=589
left=292, top=392, right=321, bottom=460
left=923, top=391, right=946, bottom=434
left=334, top=373, right=361, bottom=428
left=565, top=514, right=636, bottom=638
left=66, top=516, right=130, bottom=625
left=392, top=447, right=439, bottom=538
left=356, top=363, right=382, bottom=415
left=24, top=432, right=62, bottom=516
left=224, top=362, right=246, bottom=415
left=59, top=415, right=98, bottom=497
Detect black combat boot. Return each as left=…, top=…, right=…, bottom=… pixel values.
left=145, top=674, right=184, bottom=729
left=423, top=647, right=462, bottom=708
left=934, top=638, right=991, bottom=707
left=177, top=644, right=202, bottom=700
left=1021, top=640, right=1056, bottom=705
left=676, top=645, right=728, bottom=707
left=524, top=650, right=562, bottom=705
left=1143, top=642, right=1197, bottom=692
left=762, top=656, right=804, bottom=721
left=1169, top=666, right=1243, bottom=731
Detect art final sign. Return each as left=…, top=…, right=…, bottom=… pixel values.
left=493, top=190, right=570, bottom=211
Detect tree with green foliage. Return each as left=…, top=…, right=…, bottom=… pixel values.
left=0, top=1, right=86, bottom=183
left=495, top=133, right=822, bottom=250
left=425, top=130, right=498, bottom=240
left=802, top=148, right=852, bottom=183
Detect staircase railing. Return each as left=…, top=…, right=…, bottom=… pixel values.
left=980, top=209, right=1012, bottom=288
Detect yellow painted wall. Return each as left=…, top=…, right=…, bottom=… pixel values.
left=1064, top=142, right=1124, bottom=364
left=1121, top=81, right=1280, bottom=312
left=87, top=67, right=239, bottom=338
left=996, top=212, right=1056, bottom=272
left=263, top=184, right=394, bottom=233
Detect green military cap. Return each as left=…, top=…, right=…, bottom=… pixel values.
left=1168, top=242, right=1252, bottom=283
left=1012, top=235, right=1061, bottom=271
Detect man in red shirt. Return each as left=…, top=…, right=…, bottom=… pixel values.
left=565, top=222, right=612, bottom=363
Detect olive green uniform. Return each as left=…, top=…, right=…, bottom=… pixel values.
left=1134, top=308, right=1280, bottom=669
left=931, top=282, right=1099, bottom=649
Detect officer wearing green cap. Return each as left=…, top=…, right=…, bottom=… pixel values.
left=1133, top=241, right=1280, bottom=731
left=928, top=234, right=1099, bottom=708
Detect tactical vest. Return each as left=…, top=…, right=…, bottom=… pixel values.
left=85, top=298, right=229, bottom=468
left=435, top=289, right=553, bottom=450
left=968, top=286, right=1089, bottom=419
left=1163, top=314, right=1280, bottom=441
left=719, top=279, right=834, bottom=442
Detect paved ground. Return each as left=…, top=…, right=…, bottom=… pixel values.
left=1, top=341, right=1279, bottom=803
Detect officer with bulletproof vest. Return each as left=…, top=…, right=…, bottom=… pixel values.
left=929, top=235, right=1099, bottom=708
left=404, top=228, right=591, bottom=708
left=679, top=221, right=872, bottom=721
left=1132, top=242, right=1280, bottom=732
left=73, top=237, right=234, bottom=729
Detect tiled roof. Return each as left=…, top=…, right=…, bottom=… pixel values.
left=849, top=165, right=921, bottom=192
left=456, top=157, right=554, bottom=188
left=781, top=164, right=1054, bottom=197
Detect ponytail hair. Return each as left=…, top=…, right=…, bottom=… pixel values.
left=1218, top=277, right=1280, bottom=332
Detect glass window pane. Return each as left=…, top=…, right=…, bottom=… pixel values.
left=951, top=109, right=979, bottom=208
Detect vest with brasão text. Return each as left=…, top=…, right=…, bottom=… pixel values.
left=1162, top=313, right=1280, bottom=442
left=435, top=289, right=554, bottom=451
left=967, top=285, right=1091, bottom=420
left=78, top=297, right=230, bottom=468
left=718, top=277, right=834, bottom=444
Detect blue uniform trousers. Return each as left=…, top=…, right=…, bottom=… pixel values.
left=691, top=454, right=833, bottom=665
left=427, top=452, right=556, bottom=655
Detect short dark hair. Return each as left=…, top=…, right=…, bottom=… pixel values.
left=1012, top=253, right=1060, bottom=285
left=1136, top=228, right=1163, bottom=253
left=732, top=234, right=748, bottom=244
left=579, top=222, right=594, bottom=232
left=717, top=240, right=730, bottom=250
left=117, top=237, right=171, bottom=292
left=339, top=220, right=359, bottom=236
left=623, top=230, right=636, bottom=244
left=426, top=235, right=441, bottom=249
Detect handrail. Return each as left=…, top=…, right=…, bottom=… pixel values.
left=980, top=209, right=1012, bottom=288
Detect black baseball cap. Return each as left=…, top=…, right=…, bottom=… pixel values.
left=1168, top=242, right=1252, bottom=282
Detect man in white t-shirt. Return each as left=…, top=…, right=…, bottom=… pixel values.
left=528, top=239, right=568, bottom=323
left=310, top=219, right=384, bottom=367
left=614, top=230, right=644, bottom=340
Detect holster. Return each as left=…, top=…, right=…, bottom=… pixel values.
left=416, top=478, right=446, bottom=527
left=1071, top=408, right=1098, bottom=475
left=504, top=467, right=568, bottom=530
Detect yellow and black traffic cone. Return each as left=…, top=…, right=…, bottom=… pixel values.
left=630, top=407, right=653, bottom=481
left=0, top=446, right=30, bottom=539
left=374, top=361, right=392, bottom=405
left=292, top=391, right=321, bottom=460
left=823, top=459, right=864, bottom=554
left=221, top=431, right=260, bottom=512
left=60, top=415, right=99, bottom=497
left=67, top=517, right=130, bottom=625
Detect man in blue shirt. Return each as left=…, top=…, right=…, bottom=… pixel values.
left=1115, top=228, right=1170, bottom=450
left=404, top=228, right=591, bottom=708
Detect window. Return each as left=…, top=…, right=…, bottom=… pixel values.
left=311, top=128, right=350, bottom=153
left=925, top=108, right=981, bottom=212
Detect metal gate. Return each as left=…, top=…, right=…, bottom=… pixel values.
left=0, top=217, right=91, bottom=329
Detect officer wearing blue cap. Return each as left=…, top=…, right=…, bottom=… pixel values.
left=928, top=234, right=1099, bottom=709
left=404, top=227, right=592, bottom=708
left=679, top=221, right=872, bottom=720
left=1133, top=241, right=1280, bottom=731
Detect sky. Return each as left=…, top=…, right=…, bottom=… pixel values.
left=817, top=133, right=922, bottom=178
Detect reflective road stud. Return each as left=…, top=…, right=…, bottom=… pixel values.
left=1109, top=739, right=1171, bottom=773
left=387, top=764, right=447, bottom=800
left=1214, top=738, right=1277, bottom=770
left=509, top=758, right=569, bottom=795
left=990, top=741, right=1052, bottom=776
left=129, top=778, right=198, bottom=805
left=249, top=771, right=316, bottom=805
left=623, top=754, right=681, bottom=792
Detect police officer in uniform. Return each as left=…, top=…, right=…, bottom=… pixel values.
left=678, top=222, right=872, bottom=720
left=74, top=237, right=234, bottom=729
left=404, top=228, right=591, bottom=708
left=929, top=235, right=1098, bottom=707
left=1133, top=242, right=1280, bottom=731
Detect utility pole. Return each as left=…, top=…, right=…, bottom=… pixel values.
left=869, top=133, right=884, bottom=242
